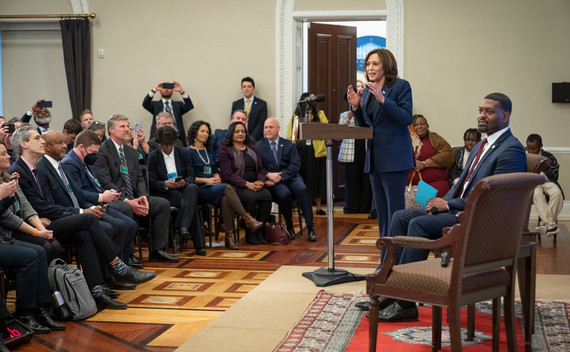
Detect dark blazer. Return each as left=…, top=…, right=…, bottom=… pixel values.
left=61, top=150, right=103, bottom=205
left=143, top=94, right=194, bottom=145
left=94, top=138, right=148, bottom=200
left=255, top=137, right=300, bottom=182
left=211, top=128, right=228, bottom=164
left=218, top=144, right=267, bottom=188
left=147, top=147, right=195, bottom=197
left=449, top=147, right=467, bottom=184
left=353, top=78, right=414, bottom=174
left=231, top=96, right=267, bottom=141
left=443, top=129, right=526, bottom=212
left=36, top=156, right=92, bottom=210
left=9, top=157, right=77, bottom=219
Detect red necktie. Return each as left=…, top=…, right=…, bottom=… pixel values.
left=460, top=138, right=488, bottom=197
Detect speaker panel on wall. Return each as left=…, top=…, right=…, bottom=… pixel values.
left=552, top=82, right=570, bottom=103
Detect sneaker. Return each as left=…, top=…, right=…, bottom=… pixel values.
left=536, top=225, right=547, bottom=236
left=546, top=227, right=560, bottom=238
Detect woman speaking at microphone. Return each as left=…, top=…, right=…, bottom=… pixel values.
left=346, top=48, right=414, bottom=255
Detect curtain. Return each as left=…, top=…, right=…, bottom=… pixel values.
left=60, top=19, right=91, bottom=119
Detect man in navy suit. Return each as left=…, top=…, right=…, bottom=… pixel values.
left=367, top=92, right=527, bottom=322
left=231, top=77, right=267, bottom=141
left=212, top=109, right=248, bottom=163
left=39, top=131, right=139, bottom=268
left=143, top=81, right=194, bottom=145
left=256, top=117, right=317, bottom=241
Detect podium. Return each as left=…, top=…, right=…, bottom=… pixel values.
left=299, top=122, right=373, bottom=287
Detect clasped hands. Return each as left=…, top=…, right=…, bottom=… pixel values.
left=125, top=196, right=149, bottom=216
left=265, top=172, right=282, bottom=187
left=245, top=181, right=264, bottom=191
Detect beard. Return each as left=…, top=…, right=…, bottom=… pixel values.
left=34, top=116, right=51, bottom=125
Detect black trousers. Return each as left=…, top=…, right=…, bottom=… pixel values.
left=47, top=214, right=120, bottom=288
left=0, top=241, right=51, bottom=311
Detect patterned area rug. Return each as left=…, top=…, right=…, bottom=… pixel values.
left=274, top=291, right=570, bottom=351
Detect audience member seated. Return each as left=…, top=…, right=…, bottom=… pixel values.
left=147, top=126, right=206, bottom=256
left=338, top=88, right=371, bottom=214
left=79, top=109, right=94, bottom=130
left=61, top=130, right=142, bottom=269
left=0, top=118, right=21, bottom=164
left=21, top=99, right=52, bottom=135
left=211, top=109, right=248, bottom=164
left=219, top=121, right=271, bottom=245
left=0, top=142, right=61, bottom=262
left=256, top=117, right=317, bottom=242
left=38, top=131, right=138, bottom=266
left=407, top=114, right=454, bottom=197
left=526, top=133, right=565, bottom=237
left=62, top=118, right=83, bottom=151
left=231, top=76, right=268, bottom=141
left=147, top=112, right=184, bottom=152
left=449, top=128, right=481, bottom=186
left=94, top=114, right=180, bottom=263
left=288, top=92, right=328, bottom=215
left=9, top=125, right=155, bottom=309
left=143, top=81, right=193, bottom=145
left=187, top=121, right=263, bottom=250
left=87, top=121, right=106, bottom=141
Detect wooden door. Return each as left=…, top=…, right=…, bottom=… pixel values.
left=308, top=22, right=357, bottom=201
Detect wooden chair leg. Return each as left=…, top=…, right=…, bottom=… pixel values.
left=504, top=293, right=518, bottom=352
left=467, top=304, right=475, bottom=341
left=492, top=298, right=500, bottom=352
left=447, top=306, right=462, bottom=352
left=432, top=306, right=442, bottom=352
left=369, top=296, right=379, bottom=352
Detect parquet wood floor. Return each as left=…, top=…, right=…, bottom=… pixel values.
left=5, top=211, right=568, bottom=351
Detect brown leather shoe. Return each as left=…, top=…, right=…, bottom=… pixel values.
left=225, top=234, right=238, bottom=250
left=241, top=213, right=263, bottom=231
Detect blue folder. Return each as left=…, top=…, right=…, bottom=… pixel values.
left=415, top=180, right=438, bottom=207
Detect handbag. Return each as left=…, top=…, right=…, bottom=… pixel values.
left=264, top=222, right=291, bottom=245
left=404, top=170, right=424, bottom=209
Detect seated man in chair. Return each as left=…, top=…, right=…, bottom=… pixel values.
left=358, top=92, right=527, bottom=322
left=256, top=117, right=317, bottom=241
left=526, top=133, right=565, bottom=237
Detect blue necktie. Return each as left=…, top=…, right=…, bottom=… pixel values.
left=119, top=146, right=135, bottom=199
left=271, top=141, right=279, bottom=164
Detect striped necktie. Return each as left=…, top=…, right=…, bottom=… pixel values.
left=119, top=146, right=135, bottom=199
left=58, top=163, right=80, bottom=208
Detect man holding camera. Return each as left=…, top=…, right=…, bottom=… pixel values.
left=21, top=99, right=52, bottom=135
left=142, top=81, right=193, bottom=146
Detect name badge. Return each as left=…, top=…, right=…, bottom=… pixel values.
left=121, top=167, right=129, bottom=174
left=95, top=179, right=101, bottom=187
left=305, top=140, right=312, bottom=145
left=204, top=166, right=212, bottom=175
left=14, top=201, right=20, bottom=212
left=167, top=172, right=178, bottom=180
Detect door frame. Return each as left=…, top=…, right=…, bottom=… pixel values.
left=275, top=0, right=404, bottom=132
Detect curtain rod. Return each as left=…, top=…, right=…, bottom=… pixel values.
left=0, top=13, right=96, bottom=20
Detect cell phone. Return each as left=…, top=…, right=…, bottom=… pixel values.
left=99, top=203, right=109, bottom=209
left=39, top=101, right=53, bottom=108
left=162, top=83, right=174, bottom=89
left=6, top=123, right=15, bottom=134
left=175, top=176, right=184, bottom=182
left=135, top=122, right=142, bottom=133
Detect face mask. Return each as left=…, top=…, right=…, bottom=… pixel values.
left=84, top=152, right=97, bottom=165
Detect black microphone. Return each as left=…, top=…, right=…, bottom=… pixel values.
left=299, top=94, right=326, bottom=104
left=441, top=251, right=450, bottom=267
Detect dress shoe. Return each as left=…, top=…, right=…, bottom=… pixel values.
left=367, top=302, right=418, bottom=323
left=103, top=285, right=120, bottom=298
left=149, top=249, right=180, bottom=263
left=368, top=209, right=377, bottom=219
left=195, top=248, right=207, bottom=256
left=225, top=235, right=238, bottom=250
left=241, top=213, right=263, bottom=231
left=94, top=293, right=127, bottom=310
left=0, top=341, right=10, bottom=352
left=128, top=255, right=143, bottom=269
left=316, top=209, right=326, bottom=215
left=106, top=275, right=136, bottom=290
left=116, top=267, right=156, bottom=285
left=355, top=297, right=396, bottom=312
left=308, top=228, right=317, bottom=242
left=246, top=232, right=261, bottom=245
left=17, top=312, right=51, bottom=334
left=178, top=226, right=191, bottom=240
left=37, top=307, right=66, bottom=331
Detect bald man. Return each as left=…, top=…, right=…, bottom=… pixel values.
left=256, top=117, right=317, bottom=241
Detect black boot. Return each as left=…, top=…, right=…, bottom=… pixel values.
left=246, top=231, right=260, bottom=245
